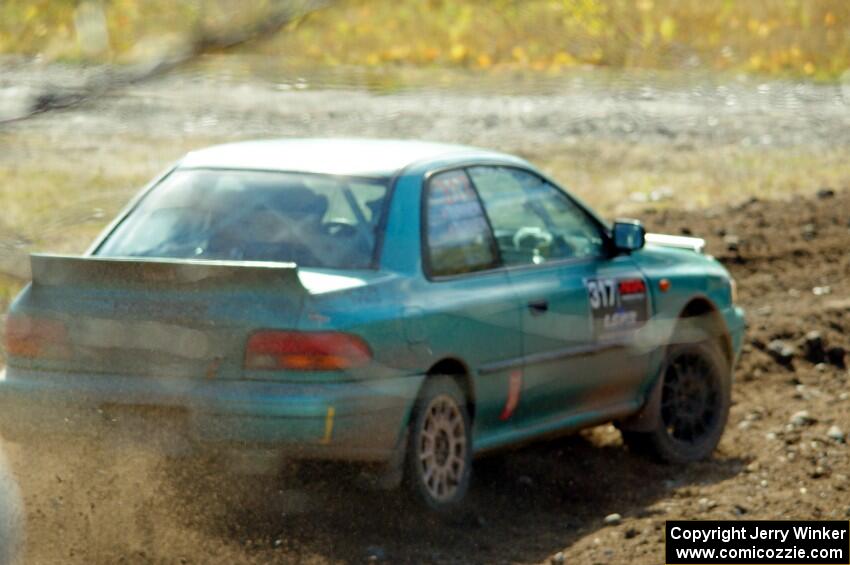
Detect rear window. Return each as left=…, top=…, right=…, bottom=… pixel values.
left=96, top=169, right=389, bottom=269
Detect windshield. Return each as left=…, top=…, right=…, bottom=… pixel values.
left=96, top=169, right=389, bottom=269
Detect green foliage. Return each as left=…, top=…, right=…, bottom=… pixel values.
left=1, top=0, right=849, bottom=78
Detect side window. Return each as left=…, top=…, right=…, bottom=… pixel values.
left=468, top=166, right=605, bottom=266
left=425, top=170, right=499, bottom=277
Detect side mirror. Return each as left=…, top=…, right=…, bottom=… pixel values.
left=613, top=219, right=646, bottom=253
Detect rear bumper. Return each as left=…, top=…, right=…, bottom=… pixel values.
left=0, top=367, right=423, bottom=462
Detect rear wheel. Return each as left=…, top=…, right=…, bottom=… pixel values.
left=404, top=376, right=472, bottom=513
left=622, top=338, right=731, bottom=463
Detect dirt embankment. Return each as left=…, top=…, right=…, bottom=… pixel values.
left=1, top=188, right=846, bottom=564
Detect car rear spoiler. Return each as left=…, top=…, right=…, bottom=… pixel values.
left=30, top=253, right=302, bottom=290
left=644, top=233, right=706, bottom=254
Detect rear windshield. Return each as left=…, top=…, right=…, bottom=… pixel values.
left=96, top=169, right=390, bottom=269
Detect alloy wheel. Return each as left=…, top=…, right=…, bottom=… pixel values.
left=660, top=352, right=721, bottom=444
left=417, top=394, right=467, bottom=502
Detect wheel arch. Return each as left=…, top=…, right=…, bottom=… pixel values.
left=676, top=296, right=734, bottom=368
left=384, top=358, right=475, bottom=492
left=423, top=357, right=476, bottom=421
left=620, top=295, right=732, bottom=433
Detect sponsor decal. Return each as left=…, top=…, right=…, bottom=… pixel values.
left=586, top=277, right=649, bottom=338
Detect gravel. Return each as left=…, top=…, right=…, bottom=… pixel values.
left=803, top=331, right=825, bottom=363
left=789, top=410, right=816, bottom=428
left=767, top=340, right=796, bottom=367
left=827, top=426, right=846, bottom=443
left=826, top=346, right=846, bottom=368
left=3, top=58, right=850, bottom=151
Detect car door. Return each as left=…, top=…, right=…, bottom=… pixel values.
left=418, top=169, right=527, bottom=442
left=585, top=252, right=654, bottom=408
left=468, top=166, right=651, bottom=429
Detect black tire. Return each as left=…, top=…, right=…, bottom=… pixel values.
left=622, top=338, right=731, bottom=464
left=404, top=376, right=473, bottom=513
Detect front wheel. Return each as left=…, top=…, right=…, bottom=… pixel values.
left=622, top=339, right=731, bottom=463
left=404, top=376, right=472, bottom=513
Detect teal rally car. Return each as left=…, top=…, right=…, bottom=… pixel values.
left=0, top=139, right=745, bottom=512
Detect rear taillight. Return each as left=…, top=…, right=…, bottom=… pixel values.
left=3, top=315, right=71, bottom=360
left=245, top=331, right=372, bottom=371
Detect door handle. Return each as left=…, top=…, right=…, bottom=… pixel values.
left=527, top=299, right=549, bottom=316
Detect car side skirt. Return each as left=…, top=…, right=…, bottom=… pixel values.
left=472, top=398, right=642, bottom=456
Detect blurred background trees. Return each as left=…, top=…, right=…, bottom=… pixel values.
left=1, top=0, right=848, bottom=80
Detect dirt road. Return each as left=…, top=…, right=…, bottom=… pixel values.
left=1, top=60, right=849, bottom=563
left=2, top=58, right=850, bottom=149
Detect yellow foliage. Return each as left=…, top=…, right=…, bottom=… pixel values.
left=1, top=0, right=849, bottom=79
left=659, top=16, right=676, bottom=41
left=386, top=45, right=411, bottom=61
left=553, top=51, right=576, bottom=66
left=476, top=53, right=492, bottom=69
left=637, top=0, right=654, bottom=13
left=450, top=44, right=468, bottom=63
left=24, top=5, right=39, bottom=22
left=420, top=46, right=440, bottom=63
left=365, top=52, right=380, bottom=66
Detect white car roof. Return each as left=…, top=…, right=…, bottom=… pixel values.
left=178, top=138, right=520, bottom=177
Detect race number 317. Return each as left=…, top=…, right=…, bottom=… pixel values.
left=587, top=278, right=618, bottom=309
left=585, top=277, right=648, bottom=335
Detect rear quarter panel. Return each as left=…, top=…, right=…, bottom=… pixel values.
left=308, top=166, right=528, bottom=442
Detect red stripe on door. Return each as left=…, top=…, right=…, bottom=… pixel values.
left=499, top=370, right=523, bottom=421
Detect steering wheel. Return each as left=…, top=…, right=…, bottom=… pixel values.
left=322, top=218, right=359, bottom=238
left=513, top=226, right=553, bottom=251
